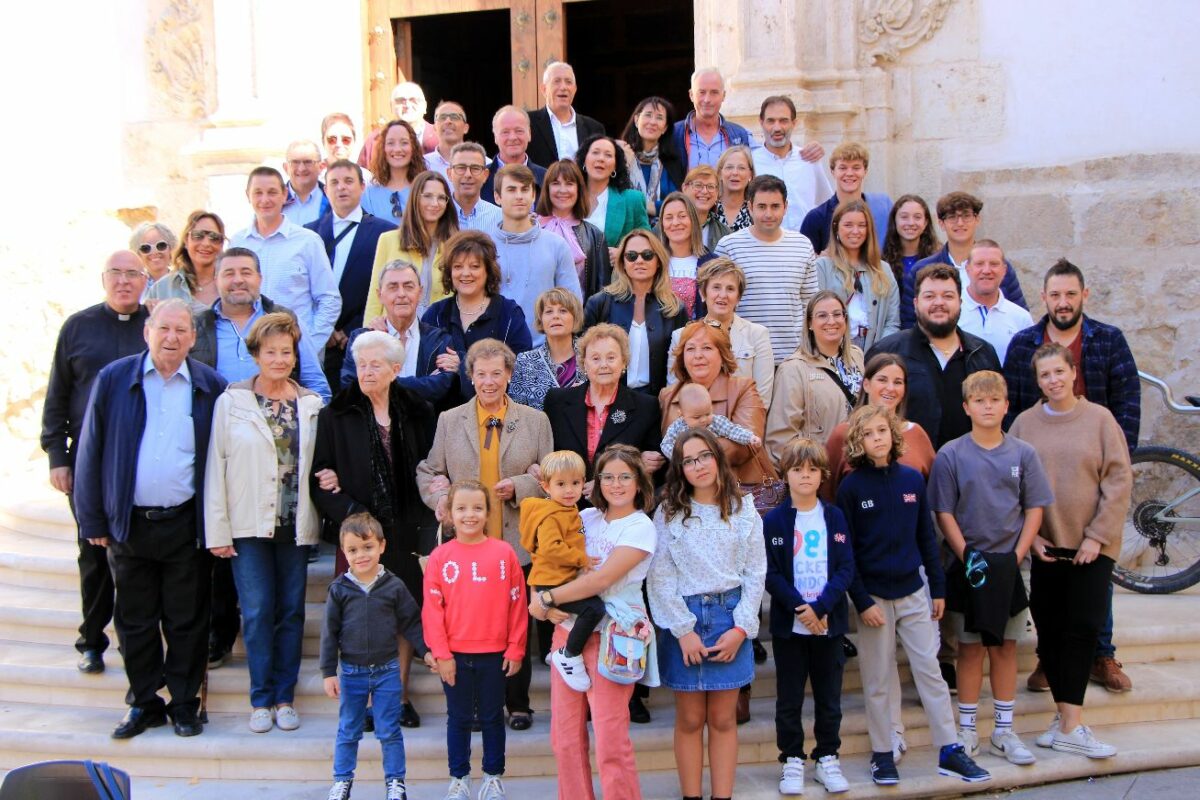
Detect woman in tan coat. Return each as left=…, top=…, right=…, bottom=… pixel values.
left=659, top=320, right=774, bottom=483
left=766, top=291, right=865, bottom=462
left=416, top=337, right=553, bottom=730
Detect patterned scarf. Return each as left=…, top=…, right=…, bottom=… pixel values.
left=538, top=214, right=587, bottom=271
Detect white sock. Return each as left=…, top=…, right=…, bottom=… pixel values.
left=958, top=702, right=978, bottom=731
left=994, top=699, right=1015, bottom=734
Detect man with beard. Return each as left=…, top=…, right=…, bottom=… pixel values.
left=1003, top=258, right=1140, bottom=696
left=751, top=95, right=831, bottom=232
left=868, top=263, right=1001, bottom=450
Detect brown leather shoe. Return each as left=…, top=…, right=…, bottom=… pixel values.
left=736, top=685, right=751, bottom=725
left=1027, top=661, right=1050, bottom=692
left=1091, top=656, right=1132, bottom=692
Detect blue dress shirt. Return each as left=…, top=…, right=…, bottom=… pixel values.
left=454, top=197, right=504, bottom=232
left=282, top=181, right=329, bottom=226
left=133, top=355, right=195, bottom=507
left=361, top=184, right=409, bottom=224
left=212, top=299, right=332, bottom=402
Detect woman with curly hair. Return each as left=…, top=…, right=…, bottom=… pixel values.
left=361, top=119, right=427, bottom=221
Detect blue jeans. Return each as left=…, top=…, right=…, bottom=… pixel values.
left=1095, top=578, right=1116, bottom=659
left=229, top=537, right=309, bottom=708
left=443, top=652, right=506, bottom=779
left=334, top=660, right=405, bottom=781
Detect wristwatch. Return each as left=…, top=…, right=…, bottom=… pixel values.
left=539, top=590, right=556, bottom=609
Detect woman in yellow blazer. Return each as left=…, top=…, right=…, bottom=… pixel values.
left=364, top=170, right=459, bottom=322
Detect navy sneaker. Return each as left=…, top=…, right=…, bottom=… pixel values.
left=870, top=751, right=899, bottom=785
left=938, top=743, right=991, bottom=783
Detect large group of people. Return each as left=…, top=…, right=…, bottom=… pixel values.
left=41, top=60, right=1144, bottom=800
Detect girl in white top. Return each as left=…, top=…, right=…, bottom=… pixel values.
left=649, top=427, right=767, bottom=800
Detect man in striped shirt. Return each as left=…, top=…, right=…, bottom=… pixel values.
left=714, top=174, right=818, bottom=363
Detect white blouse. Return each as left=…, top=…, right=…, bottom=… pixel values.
left=627, top=320, right=650, bottom=388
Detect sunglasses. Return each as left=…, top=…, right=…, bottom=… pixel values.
left=138, top=241, right=170, bottom=255
left=325, top=135, right=353, bottom=146
left=623, top=249, right=656, bottom=263
left=188, top=230, right=224, bottom=243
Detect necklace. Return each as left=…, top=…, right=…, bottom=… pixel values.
left=457, top=296, right=488, bottom=317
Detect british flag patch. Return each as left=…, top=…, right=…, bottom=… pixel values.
left=903, top=493, right=917, bottom=503
left=834, top=533, right=847, bottom=544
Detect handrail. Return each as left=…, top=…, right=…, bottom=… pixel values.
left=1139, top=371, right=1200, bottom=415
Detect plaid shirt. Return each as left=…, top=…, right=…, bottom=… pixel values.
left=1002, top=314, right=1141, bottom=452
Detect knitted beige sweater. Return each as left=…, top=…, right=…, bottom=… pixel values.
left=1009, top=398, right=1132, bottom=560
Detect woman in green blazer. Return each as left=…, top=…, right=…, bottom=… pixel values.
left=575, top=134, right=650, bottom=253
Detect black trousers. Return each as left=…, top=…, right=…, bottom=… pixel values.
left=773, top=633, right=845, bottom=761
left=534, top=585, right=606, bottom=658
left=1030, top=555, right=1113, bottom=706
left=70, top=495, right=114, bottom=654
left=506, top=564, right=537, bottom=714
left=209, top=556, right=241, bottom=652
left=107, top=511, right=211, bottom=714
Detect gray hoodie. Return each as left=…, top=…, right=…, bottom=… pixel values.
left=488, top=223, right=581, bottom=346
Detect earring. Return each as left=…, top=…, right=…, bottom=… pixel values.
left=610, top=171, right=617, bottom=179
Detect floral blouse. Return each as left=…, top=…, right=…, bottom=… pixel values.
left=258, top=395, right=300, bottom=539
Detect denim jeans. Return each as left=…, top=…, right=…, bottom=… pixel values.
left=229, top=537, right=309, bottom=708
left=334, top=660, right=405, bottom=781
left=443, top=652, right=506, bottom=779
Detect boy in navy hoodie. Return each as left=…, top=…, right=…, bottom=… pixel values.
left=764, top=438, right=854, bottom=795
left=835, top=405, right=990, bottom=787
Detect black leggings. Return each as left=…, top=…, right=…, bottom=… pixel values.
left=1029, top=554, right=1113, bottom=706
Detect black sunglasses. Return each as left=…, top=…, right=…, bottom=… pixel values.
left=138, top=241, right=170, bottom=254
left=623, top=249, right=656, bottom=263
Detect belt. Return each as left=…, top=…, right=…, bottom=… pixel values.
left=131, top=497, right=195, bottom=522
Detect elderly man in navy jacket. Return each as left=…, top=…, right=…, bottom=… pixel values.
left=74, top=299, right=227, bottom=740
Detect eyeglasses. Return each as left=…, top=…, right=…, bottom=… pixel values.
left=188, top=230, right=224, bottom=243
left=325, top=135, right=354, bottom=146
left=419, top=192, right=449, bottom=204
left=942, top=211, right=977, bottom=222
left=436, top=112, right=466, bottom=123
left=680, top=450, right=716, bottom=470
left=450, top=164, right=487, bottom=176
left=597, top=472, right=636, bottom=485
left=393, top=96, right=421, bottom=105
left=287, top=158, right=317, bottom=168
left=623, top=249, right=656, bottom=263
left=812, top=310, right=846, bottom=322
left=104, top=268, right=145, bottom=282
left=686, top=182, right=718, bottom=192
left=138, top=241, right=170, bottom=255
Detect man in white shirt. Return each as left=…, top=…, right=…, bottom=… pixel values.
left=230, top=167, right=341, bottom=357
left=958, top=239, right=1033, bottom=365
left=714, top=175, right=819, bottom=363
left=449, top=142, right=503, bottom=232
left=526, top=62, right=605, bottom=168
left=424, top=100, right=471, bottom=177
left=752, top=96, right=833, bottom=232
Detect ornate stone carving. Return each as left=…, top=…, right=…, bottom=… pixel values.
left=859, top=0, right=954, bottom=66
left=146, top=0, right=209, bottom=119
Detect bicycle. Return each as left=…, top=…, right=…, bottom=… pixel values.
left=1114, top=372, right=1200, bottom=594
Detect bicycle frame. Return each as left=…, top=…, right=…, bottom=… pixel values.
left=1139, top=372, right=1200, bottom=523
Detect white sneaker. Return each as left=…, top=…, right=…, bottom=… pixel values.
left=814, top=755, right=849, bottom=793
left=1051, top=724, right=1117, bottom=759
left=249, top=707, right=273, bottom=733
left=327, top=779, right=352, bottom=800
left=551, top=647, right=592, bottom=692
left=444, top=776, right=471, bottom=800
left=1036, top=714, right=1061, bottom=748
left=778, top=756, right=804, bottom=794
left=274, top=705, right=300, bottom=731
left=957, top=727, right=979, bottom=756
left=386, top=777, right=407, bottom=800
left=990, top=729, right=1036, bottom=765
left=478, top=773, right=505, bottom=800
left=891, top=730, right=908, bottom=764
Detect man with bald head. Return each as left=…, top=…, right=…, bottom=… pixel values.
left=42, top=251, right=150, bottom=676
left=74, top=298, right=227, bottom=739
left=527, top=61, right=606, bottom=168
left=281, top=140, right=329, bottom=226
left=481, top=105, right=548, bottom=204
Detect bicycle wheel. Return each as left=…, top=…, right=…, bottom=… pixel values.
left=1114, top=446, right=1200, bottom=594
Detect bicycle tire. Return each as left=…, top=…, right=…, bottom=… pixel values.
left=1113, top=445, right=1200, bottom=594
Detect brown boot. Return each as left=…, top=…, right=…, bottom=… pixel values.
left=1027, top=660, right=1050, bottom=692
left=1090, top=656, right=1132, bottom=692
left=736, top=685, right=751, bottom=725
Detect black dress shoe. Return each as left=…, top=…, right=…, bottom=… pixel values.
left=399, top=701, right=421, bottom=728
left=78, top=650, right=105, bottom=674
left=842, top=638, right=858, bottom=659
left=752, top=639, right=767, bottom=664
left=628, top=695, right=650, bottom=724
left=171, top=706, right=204, bottom=737
left=507, top=711, right=533, bottom=731
left=112, top=706, right=167, bottom=739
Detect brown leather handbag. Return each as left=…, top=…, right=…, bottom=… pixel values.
left=739, top=449, right=787, bottom=516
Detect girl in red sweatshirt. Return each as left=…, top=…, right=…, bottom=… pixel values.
left=423, top=479, right=528, bottom=800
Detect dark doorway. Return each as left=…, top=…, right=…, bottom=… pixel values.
left=565, top=0, right=694, bottom=137
left=408, top=10, right=513, bottom=136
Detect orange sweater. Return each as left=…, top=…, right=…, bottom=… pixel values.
left=421, top=538, right=528, bottom=662
left=519, top=496, right=589, bottom=586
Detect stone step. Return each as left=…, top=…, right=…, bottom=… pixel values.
left=0, top=658, right=1195, bottom=782
left=110, top=717, right=1200, bottom=799
left=0, top=493, right=76, bottom=543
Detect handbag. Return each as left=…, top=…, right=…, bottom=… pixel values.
left=414, top=524, right=444, bottom=573
left=598, top=616, right=652, bottom=685
left=739, top=448, right=787, bottom=516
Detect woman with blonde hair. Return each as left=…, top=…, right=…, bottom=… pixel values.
left=814, top=199, right=900, bottom=351
left=146, top=210, right=226, bottom=311
left=509, top=287, right=588, bottom=410
left=714, top=145, right=756, bottom=232
left=583, top=229, right=688, bottom=396
left=129, top=221, right=178, bottom=290
left=655, top=192, right=716, bottom=318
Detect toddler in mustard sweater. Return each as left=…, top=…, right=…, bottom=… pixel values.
left=519, top=450, right=606, bottom=691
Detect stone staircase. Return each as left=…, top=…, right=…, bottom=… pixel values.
left=3, top=465, right=1200, bottom=798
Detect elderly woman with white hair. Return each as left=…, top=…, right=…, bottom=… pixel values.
left=312, top=329, right=438, bottom=728
left=129, top=221, right=178, bottom=292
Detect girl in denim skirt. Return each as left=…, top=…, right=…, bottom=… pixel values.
left=649, top=427, right=767, bottom=800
